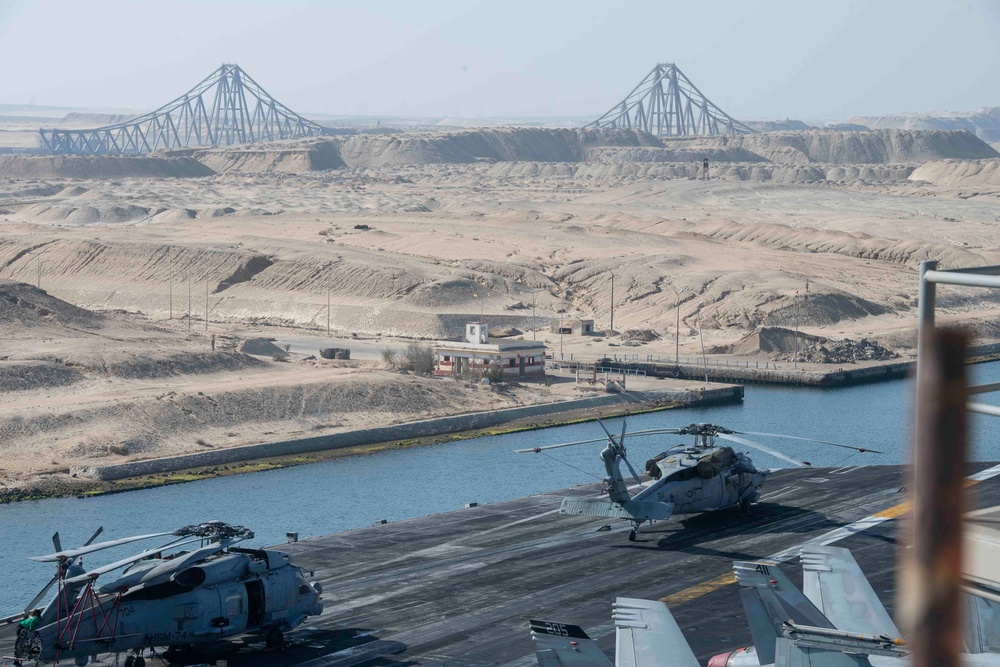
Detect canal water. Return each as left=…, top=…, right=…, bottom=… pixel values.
left=3, top=363, right=1000, bottom=616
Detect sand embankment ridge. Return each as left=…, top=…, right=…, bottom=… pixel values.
left=0, top=128, right=994, bottom=178
left=0, top=156, right=213, bottom=179
left=908, top=159, right=1000, bottom=187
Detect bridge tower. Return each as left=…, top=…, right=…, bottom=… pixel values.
left=586, top=63, right=753, bottom=138
left=39, top=63, right=327, bottom=156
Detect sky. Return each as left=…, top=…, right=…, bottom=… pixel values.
left=0, top=0, right=998, bottom=122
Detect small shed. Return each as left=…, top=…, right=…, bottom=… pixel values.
left=549, top=318, right=595, bottom=336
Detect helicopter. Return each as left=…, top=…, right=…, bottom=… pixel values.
left=516, top=420, right=882, bottom=541
left=1, top=521, right=323, bottom=666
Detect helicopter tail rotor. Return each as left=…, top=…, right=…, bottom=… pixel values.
left=599, top=418, right=644, bottom=486
left=24, top=527, right=104, bottom=618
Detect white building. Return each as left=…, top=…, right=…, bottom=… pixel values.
left=434, top=323, right=546, bottom=378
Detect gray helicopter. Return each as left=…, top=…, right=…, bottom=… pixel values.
left=1, top=521, right=323, bottom=666
left=517, top=421, right=881, bottom=541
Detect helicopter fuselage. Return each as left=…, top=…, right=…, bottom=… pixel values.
left=35, top=547, right=322, bottom=663
left=633, top=446, right=768, bottom=516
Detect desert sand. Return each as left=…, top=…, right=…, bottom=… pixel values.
left=3, top=124, right=1000, bottom=493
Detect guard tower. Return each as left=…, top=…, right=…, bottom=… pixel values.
left=466, top=322, right=489, bottom=344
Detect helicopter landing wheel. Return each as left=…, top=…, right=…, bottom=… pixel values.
left=133, top=656, right=146, bottom=667
left=739, top=499, right=752, bottom=515
left=628, top=529, right=637, bottom=542
left=266, top=626, right=285, bottom=648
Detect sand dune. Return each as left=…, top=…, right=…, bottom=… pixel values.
left=909, top=159, right=1000, bottom=187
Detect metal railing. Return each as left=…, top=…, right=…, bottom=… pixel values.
left=917, top=260, right=1000, bottom=418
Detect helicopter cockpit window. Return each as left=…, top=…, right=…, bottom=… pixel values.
left=662, top=466, right=700, bottom=483
left=644, top=453, right=667, bottom=480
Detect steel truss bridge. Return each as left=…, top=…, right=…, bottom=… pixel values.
left=586, top=62, right=754, bottom=138
left=39, top=63, right=327, bottom=156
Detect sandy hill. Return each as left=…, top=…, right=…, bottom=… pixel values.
left=851, top=107, right=1000, bottom=143
left=194, top=128, right=662, bottom=173
left=0, top=156, right=213, bottom=179
left=0, top=280, right=104, bottom=330
left=908, top=159, right=1000, bottom=187
left=193, top=128, right=998, bottom=175
left=700, top=129, right=998, bottom=164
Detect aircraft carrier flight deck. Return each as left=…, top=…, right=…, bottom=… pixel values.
left=3, top=463, right=998, bottom=667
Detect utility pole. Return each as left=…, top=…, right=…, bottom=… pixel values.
left=205, top=281, right=209, bottom=332
left=673, top=288, right=686, bottom=365
left=698, top=307, right=709, bottom=386
left=793, top=288, right=800, bottom=370
left=187, top=277, right=192, bottom=334
left=559, top=310, right=564, bottom=361
left=531, top=290, right=538, bottom=341
left=609, top=273, right=615, bottom=333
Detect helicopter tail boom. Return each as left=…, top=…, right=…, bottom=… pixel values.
left=560, top=497, right=675, bottom=523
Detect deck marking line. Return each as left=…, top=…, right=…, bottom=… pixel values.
left=660, top=571, right=737, bottom=606
left=659, top=463, right=1000, bottom=606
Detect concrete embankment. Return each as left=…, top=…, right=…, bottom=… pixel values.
left=73, top=385, right=742, bottom=482
left=597, top=342, right=1000, bottom=387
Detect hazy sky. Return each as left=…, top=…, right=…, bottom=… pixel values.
left=1, top=0, right=998, bottom=121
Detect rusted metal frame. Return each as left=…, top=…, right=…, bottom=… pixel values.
left=900, top=326, right=968, bottom=667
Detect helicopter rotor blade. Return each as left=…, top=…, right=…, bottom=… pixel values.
left=735, top=431, right=883, bottom=454
left=82, top=526, right=105, bottom=547
left=63, top=535, right=207, bottom=585
left=30, top=531, right=178, bottom=562
left=623, top=428, right=684, bottom=438
left=622, top=454, right=643, bottom=486
left=24, top=576, right=57, bottom=613
left=514, top=427, right=689, bottom=454
left=716, top=433, right=809, bottom=468
left=514, top=436, right=610, bottom=454
left=596, top=418, right=616, bottom=444
left=52, top=532, right=62, bottom=554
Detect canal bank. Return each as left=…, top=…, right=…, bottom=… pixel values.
left=1, top=383, right=742, bottom=503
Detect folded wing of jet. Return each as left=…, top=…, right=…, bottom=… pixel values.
left=530, top=597, right=698, bottom=667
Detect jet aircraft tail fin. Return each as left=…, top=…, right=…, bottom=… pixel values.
left=734, top=559, right=834, bottom=666
left=612, top=597, right=699, bottom=667
left=559, top=498, right=674, bottom=522
left=530, top=620, right=613, bottom=667
left=799, top=545, right=900, bottom=637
